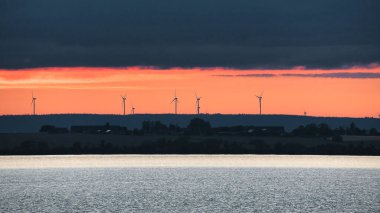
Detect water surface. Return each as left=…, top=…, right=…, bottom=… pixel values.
left=0, top=155, right=379, bottom=212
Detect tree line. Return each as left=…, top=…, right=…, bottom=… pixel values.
left=0, top=118, right=378, bottom=155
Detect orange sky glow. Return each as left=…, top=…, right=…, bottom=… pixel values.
left=0, top=67, right=379, bottom=117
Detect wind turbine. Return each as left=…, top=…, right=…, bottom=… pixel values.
left=131, top=105, right=135, bottom=115
left=255, top=92, right=264, bottom=115
left=195, top=93, right=201, bottom=115
left=170, top=90, right=179, bottom=114
left=31, top=93, right=37, bottom=115
left=121, top=95, right=126, bottom=115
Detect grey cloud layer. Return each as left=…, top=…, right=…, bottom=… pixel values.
left=214, top=72, right=380, bottom=79
left=281, top=72, right=380, bottom=79
left=1, top=0, right=379, bottom=69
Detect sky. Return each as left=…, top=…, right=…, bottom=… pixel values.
left=0, top=0, right=379, bottom=117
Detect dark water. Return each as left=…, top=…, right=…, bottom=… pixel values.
left=0, top=168, right=379, bottom=212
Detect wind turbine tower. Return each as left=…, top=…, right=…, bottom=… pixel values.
left=255, top=92, right=263, bottom=115
left=121, top=95, right=126, bottom=115
left=171, top=90, right=179, bottom=114
left=31, top=93, right=37, bottom=115
left=196, top=93, right=201, bottom=115
left=131, top=105, right=135, bottom=115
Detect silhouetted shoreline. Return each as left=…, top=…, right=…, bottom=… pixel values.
left=0, top=118, right=379, bottom=156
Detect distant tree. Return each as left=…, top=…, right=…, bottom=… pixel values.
left=292, top=125, right=305, bottom=136
left=318, top=123, right=333, bottom=136
left=142, top=121, right=151, bottom=132
left=187, top=118, right=212, bottom=135
left=304, top=124, right=318, bottom=136
left=142, top=121, right=168, bottom=134
left=168, top=124, right=181, bottom=133
left=292, top=123, right=333, bottom=137
left=153, top=121, right=168, bottom=133
left=292, top=124, right=318, bottom=136
left=333, top=126, right=346, bottom=135
left=347, top=122, right=363, bottom=135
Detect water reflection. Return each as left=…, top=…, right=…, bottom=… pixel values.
left=0, top=155, right=379, bottom=169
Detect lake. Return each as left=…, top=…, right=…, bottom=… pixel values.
left=0, top=155, right=379, bottom=212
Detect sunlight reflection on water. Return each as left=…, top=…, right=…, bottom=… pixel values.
left=0, top=154, right=379, bottom=169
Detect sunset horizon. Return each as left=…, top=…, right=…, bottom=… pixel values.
left=1, top=66, right=379, bottom=117
left=1, top=1, right=379, bottom=118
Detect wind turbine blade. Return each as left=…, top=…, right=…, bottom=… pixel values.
left=261, top=91, right=264, bottom=96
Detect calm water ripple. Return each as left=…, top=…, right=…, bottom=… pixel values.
left=0, top=167, right=379, bottom=212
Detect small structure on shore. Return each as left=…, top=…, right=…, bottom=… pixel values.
left=70, top=123, right=127, bottom=134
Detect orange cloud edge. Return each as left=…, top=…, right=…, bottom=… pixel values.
left=1, top=65, right=380, bottom=82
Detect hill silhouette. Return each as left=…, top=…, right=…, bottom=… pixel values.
left=0, top=114, right=379, bottom=133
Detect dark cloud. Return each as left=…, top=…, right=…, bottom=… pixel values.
left=239, top=74, right=277, bottom=77
left=1, top=0, right=380, bottom=69
left=212, top=74, right=236, bottom=78
left=281, top=72, right=380, bottom=79
left=214, top=73, right=276, bottom=78
left=215, top=72, right=380, bottom=79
